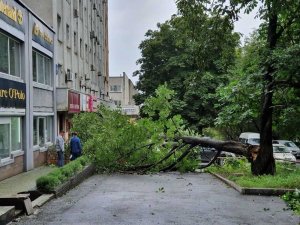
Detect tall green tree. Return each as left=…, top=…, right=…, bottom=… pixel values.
left=176, top=0, right=300, bottom=175
left=134, top=6, right=239, bottom=132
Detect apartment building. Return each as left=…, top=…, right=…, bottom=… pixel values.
left=0, top=0, right=55, bottom=180
left=109, top=73, right=139, bottom=117
left=22, top=0, right=110, bottom=137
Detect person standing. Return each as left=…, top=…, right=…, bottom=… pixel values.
left=70, top=132, right=82, bottom=160
left=56, top=130, right=65, bottom=167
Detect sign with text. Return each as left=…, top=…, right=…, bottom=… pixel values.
left=68, top=91, right=80, bottom=113
left=0, top=77, right=26, bottom=108
left=0, top=0, right=25, bottom=32
left=32, top=17, right=54, bottom=52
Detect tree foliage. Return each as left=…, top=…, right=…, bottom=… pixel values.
left=134, top=0, right=300, bottom=175
left=134, top=5, right=239, bottom=132
left=72, top=85, right=199, bottom=173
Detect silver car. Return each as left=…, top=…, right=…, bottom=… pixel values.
left=272, top=140, right=300, bottom=158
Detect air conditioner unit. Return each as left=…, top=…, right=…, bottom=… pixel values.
left=90, top=31, right=95, bottom=39
left=97, top=12, right=100, bottom=17
left=74, top=9, right=79, bottom=18
left=85, top=74, right=90, bottom=81
left=97, top=72, right=102, bottom=76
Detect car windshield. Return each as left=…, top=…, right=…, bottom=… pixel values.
left=284, top=142, right=298, bottom=148
left=273, top=146, right=289, bottom=153
left=249, top=138, right=260, bottom=144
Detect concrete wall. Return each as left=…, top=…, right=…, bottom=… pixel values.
left=23, top=0, right=110, bottom=100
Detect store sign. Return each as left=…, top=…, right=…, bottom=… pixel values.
left=68, top=91, right=80, bottom=113
left=0, top=77, right=26, bottom=108
left=87, top=95, right=93, bottom=112
left=32, top=18, right=54, bottom=52
left=0, top=0, right=25, bottom=32
left=80, top=94, right=87, bottom=112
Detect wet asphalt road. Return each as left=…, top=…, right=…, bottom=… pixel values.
left=12, top=173, right=299, bottom=225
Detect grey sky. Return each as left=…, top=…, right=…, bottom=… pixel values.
left=108, top=0, right=260, bottom=84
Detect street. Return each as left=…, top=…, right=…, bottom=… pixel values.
left=12, top=173, right=299, bottom=225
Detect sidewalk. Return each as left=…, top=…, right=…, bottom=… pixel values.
left=0, top=166, right=55, bottom=197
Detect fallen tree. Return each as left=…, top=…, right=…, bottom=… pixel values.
left=71, top=86, right=266, bottom=175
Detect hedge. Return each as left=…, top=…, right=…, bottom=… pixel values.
left=36, top=156, right=89, bottom=192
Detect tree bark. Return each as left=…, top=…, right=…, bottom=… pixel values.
left=251, top=3, right=279, bottom=175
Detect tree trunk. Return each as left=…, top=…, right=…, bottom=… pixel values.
left=251, top=4, right=278, bottom=175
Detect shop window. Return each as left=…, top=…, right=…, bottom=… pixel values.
left=11, top=117, right=21, bottom=151
left=0, top=117, right=22, bottom=159
left=0, top=32, right=21, bottom=77
left=33, top=116, right=53, bottom=147
left=32, top=50, right=52, bottom=86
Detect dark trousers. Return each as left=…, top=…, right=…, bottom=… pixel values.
left=71, top=152, right=81, bottom=161
left=57, top=150, right=64, bottom=167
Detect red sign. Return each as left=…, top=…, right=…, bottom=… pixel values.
left=68, top=91, right=80, bottom=113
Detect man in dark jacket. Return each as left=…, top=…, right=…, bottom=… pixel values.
left=70, top=132, right=82, bottom=161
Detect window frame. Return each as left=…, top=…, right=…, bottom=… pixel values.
left=32, top=50, right=53, bottom=86
left=0, top=117, right=22, bottom=160
left=0, top=32, right=21, bottom=77
left=33, top=116, right=53, bottom=148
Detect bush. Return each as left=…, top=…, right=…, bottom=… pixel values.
left=36, top=175, right=61, bottom=192
left=36, top=156, right=90, bottom=192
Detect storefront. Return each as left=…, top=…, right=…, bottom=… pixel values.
left=0, top=0, right=55, bottom=181
left=30, top=16, right=55, bottom=168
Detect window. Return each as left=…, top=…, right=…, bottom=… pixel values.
left=114, top=100, right=121, bottom=106
left=57, top=15, right=62, bottom=41
left=80, top=39, right=83, bottom=58
left=0, top=117, right=22, bottom=159
left=0, top=32, right=21, bottom=77
left=85, top=44, right=88, bottom=62
left=110, top=85, right=121, bottom=92
left=32, top=50, right=52, bottom=86
left=33, top=116, right=53, bottom=147
left=79, top=0, right=83, bottom=19
left=66, top=24, right=70, bottom=43
left=74, top=32, right=77, bottom=53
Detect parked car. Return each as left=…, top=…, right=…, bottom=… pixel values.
left=272, top=140, right=300, bottom=158
left=273, top=144, right=296, bottom=163
left=239, top=132, right=260, bottom=145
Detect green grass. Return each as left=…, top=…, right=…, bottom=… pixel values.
left=208, top=158, right=300, bottom=189
left=208, top=158, right=300, bottom=214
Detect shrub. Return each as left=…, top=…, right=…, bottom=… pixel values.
left=36, top=156, right=90, bottom=192
left=36, top=175, right=61, bottom=191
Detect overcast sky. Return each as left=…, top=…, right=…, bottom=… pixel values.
left=108, top=0, right=260, bottom=84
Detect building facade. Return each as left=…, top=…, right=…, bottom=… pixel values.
left=0, top=0, right=55, bottom=180
left=109, top=73, right=139, bottom=117
left=22, top=0, right=110, bottom=138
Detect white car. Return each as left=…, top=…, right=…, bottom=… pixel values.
left=273, top=140, right=300, bottom=158
left=273, top=144, right=296, bottom=163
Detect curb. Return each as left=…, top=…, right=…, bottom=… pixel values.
left=210, top=172, right=295, bottom=196
left=0, top=206, right=15, bottom=225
